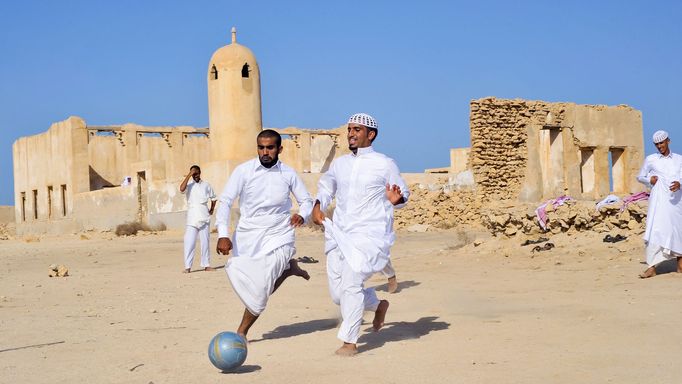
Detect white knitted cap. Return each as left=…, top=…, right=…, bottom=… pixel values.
left=347, top=113, right=378, bottom=129
left=653, top=130, right=669, bottom=143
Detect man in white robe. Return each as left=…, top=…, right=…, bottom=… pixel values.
left=179, top=165, right=217, bottom=273
left=216, top=129, right=313, bottom=338
left=312, top=113, right=410, bottom=356
left=637, top=130, right=682, bottom=278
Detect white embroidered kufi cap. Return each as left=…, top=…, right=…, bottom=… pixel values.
left=653, top=130, right=669, bottom=143
left=347, top=113, right=378, bottom=129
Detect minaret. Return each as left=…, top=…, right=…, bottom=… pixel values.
left=207, top=27, right=262, bottom=163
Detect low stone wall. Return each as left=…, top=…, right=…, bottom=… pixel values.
left=481, top=200, right=647, bottom=237
left=395, top=183, right=648, bottom=237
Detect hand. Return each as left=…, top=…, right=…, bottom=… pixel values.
left=650, top=175, right=658, bottom=185
left=189, top=168, right=198, bottom=176
left=671, top=181, right=681, bottom=192
left=312, top=202, right=325, bottom=225
left=216, top=237, right=233, bottom=256
left=290, top=214, right=304, bottom=227
left=386, top=184, right=403, bottom=205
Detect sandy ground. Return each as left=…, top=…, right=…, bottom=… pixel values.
left=1, top=227, right=681, bottom=384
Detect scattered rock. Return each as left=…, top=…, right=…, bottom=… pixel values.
left=49, top=264, right=69, bottom=277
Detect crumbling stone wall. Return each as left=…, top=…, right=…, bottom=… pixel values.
left=469, top=97, right=568, bottom=201
left=480, top=200, right=647, bottom=237
left=395, top=182, right=648, bottom=239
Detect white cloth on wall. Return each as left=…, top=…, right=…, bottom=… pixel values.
left=184, top=180, right=217, bottom=228
left=637, top=152, right=682, bottom=254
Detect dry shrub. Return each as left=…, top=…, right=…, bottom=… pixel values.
left=115, top=221, right=166, bottom=236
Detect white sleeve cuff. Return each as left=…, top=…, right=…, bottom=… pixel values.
left=217, top=225, right=230, bottom=239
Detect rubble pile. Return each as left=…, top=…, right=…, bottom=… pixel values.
left=395, top=184, right=648, bottom=237
left=395, top=186, right=480, bottom=230
left=481, top=200, right=648, bottom=236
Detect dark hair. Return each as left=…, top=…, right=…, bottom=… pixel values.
left=257, top=129, right=282, bottom=147
left=190, top=165, right=201, bottom=172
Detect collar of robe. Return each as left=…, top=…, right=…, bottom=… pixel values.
left=353, top=146, right=375, bottom=157
left=254, top=158, right=282, bottom=171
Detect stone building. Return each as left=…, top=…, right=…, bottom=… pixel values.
left=466, top=97, right=644, bottom=202
left=11, top=29, right=350, bottom=235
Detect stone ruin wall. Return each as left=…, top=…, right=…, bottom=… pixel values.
left=395, top=97, right=647, bottom=238
left=394, top=182, right=648, bottom=240
left=469, top=97, right=569, bottom=202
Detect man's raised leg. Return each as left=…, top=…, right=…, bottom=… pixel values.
left=272, top=259, right=310, bottom=293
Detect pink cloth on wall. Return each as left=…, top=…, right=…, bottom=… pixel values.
left=620, top=191, right=649, bottom=212
left=535, top=195, right=573, bottom=231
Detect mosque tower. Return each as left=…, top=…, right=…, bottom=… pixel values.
left=207, top=27, right=262, bottom=163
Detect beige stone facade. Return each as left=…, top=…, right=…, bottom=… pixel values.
left=11, top=29, right=349, bottom=235
left=11, top=29, right=648, bottom=236
left=467, top=97, right=644, bottom=202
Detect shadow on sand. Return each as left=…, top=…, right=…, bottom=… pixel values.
left=372, top=279, right=421, bottom=293
left=654, top=259, right=680, bottom=275
left=358, top=316, right=450, bottom=354
left=249, top=318, right=339, bottom=343
left=220, top=364, right=262, bottom=374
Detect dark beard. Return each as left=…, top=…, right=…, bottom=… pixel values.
left=259, top=155, right=278, bottom=168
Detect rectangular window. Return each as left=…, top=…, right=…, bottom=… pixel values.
left=610, top=148, right=626, bottom=193
left=579, top=148, right=595, bottom=194
left=47, top=186, right=53, bottom=219
left=539, top=127, right=565, bottom=196
left=20, top=192, right=26, bottom=222
left=61, top=184, right=67, bottom=217
left=32, top=189, right=38, bottom=220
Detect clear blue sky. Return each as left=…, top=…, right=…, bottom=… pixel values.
left=1, top=0, right=681, bottom=206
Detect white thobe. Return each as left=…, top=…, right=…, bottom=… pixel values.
left=637, top=152, right=682, bottom=265
left=182, top=180, right=217, bottom=269
left=317, top=146, right=409, bottom=343
left=184, top=180, right=217, bottom=228
left=216, top=158, right=313, bottom=315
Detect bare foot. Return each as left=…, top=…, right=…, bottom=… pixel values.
left=373, top=300, right=389, bottom=331
left=289, top=259, right=310, bottom=280
left=639, top=267, right=656, bottom=279
left=204, top=267, right=215, bottom=271
left=183, top=268, right=190, bottom=274
left=335, top=343, right=357, bottom=357
left=387, top=275, right=398, bottom=294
